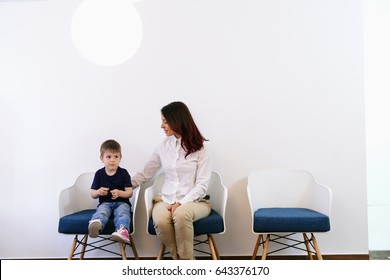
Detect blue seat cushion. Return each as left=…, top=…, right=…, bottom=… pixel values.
left=58, top=209, right=133, bottom=235
left=253, top=207, right=330, bottom=233
left=148, top=209, right=224, bottom=236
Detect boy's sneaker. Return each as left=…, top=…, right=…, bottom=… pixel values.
left=88, top=219, right=101, bottom=238
left=111, top=226, right=130, bottom=244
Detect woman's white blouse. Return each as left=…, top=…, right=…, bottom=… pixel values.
left=132, top=136, right=211, bottom=204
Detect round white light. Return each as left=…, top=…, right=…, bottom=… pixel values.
left=71, top=0, right=143, bottom=67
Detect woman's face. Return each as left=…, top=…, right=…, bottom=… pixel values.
left=161, top=115, right=180, bottom=138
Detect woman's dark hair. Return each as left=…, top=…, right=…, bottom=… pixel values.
left=161, top=101, right=207, bottom=157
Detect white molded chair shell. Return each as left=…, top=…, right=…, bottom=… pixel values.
left=58, top=171, right=139, bottom=259
left=246, top=168, right=332, bottom=260
left=247, top=168, right=332, bottom=235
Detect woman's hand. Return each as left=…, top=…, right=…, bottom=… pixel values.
left=171, top=202, right=181, bottom=213
left=168, top=202, right=181, bottom=219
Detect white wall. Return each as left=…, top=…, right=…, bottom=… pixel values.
left=364, top=0, right=390, bottom=251
left=0, top=0, right=368, bottom=258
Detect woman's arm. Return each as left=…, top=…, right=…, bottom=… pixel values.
left=131, top=149, right=162, bottom=187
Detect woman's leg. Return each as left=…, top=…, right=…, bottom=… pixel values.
left=152, top=200, right=178, bottom=259
left=173, top=201, right=211, bottom=260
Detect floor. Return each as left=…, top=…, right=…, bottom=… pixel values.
left=369, top=251, right=390, bottom=260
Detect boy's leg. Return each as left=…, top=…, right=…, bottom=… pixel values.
left=89, top=203, right=112, bottom=237
left=113, top=202, right=131, bottom=230
left=111, top=203, right=131, bottom=243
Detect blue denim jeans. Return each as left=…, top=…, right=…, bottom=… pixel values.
left=91, top=202, right=131, bottom=231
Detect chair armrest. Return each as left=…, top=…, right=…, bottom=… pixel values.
left=207, top=172, right=228, bottom=235
left=208, top=172, right=228, bottom=218
left=58, top=185, right=80, bottom=218
left=311, top=181, right=332, bottom=217
left=144, top=186, right=154, bottom=222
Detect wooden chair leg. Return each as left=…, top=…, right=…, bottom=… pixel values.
left=303, top=233, right=313, bottom=260
left=68, top=235, right=79, bottom=260
left=129, top=236, right=139, bottom=260
left=251, top=234, right=263, bottom=260
left=311, top=233, right=323, bottom=260
left=79, top=235, right=88, bottom=260
left=157, top=243, right=166, bottom=260
left=208, top=234, right=220, bottom=260
left=118, top=243, right=127, bottom=260
left=261, top=234, right=270, bottom=260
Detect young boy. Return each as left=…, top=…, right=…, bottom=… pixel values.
left=88, top=139, right=133, bottom=243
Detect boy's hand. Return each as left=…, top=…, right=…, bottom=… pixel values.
left=99, top=187, right=109, bottom=196
left=111, top=187, right=133, bottom=200
left=110, top=189, right=120, bottom=200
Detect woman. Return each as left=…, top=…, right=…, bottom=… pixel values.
left=132, top=101, right=212, bottom=260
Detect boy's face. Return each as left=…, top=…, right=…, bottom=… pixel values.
left=101, top=150, right=121, bottom=173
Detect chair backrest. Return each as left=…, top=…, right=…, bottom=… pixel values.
left=59, top=172, right=96, bottom=218
left=144, top=171, right=228, bottom=234
left=247, top=168, right=332, bottom=218
left=59, top=171, right=140, bottom=234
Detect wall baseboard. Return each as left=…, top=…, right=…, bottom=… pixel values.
left=3, top=254, right=370, bottom=260
left=218, top=254, right=369, bottom=260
